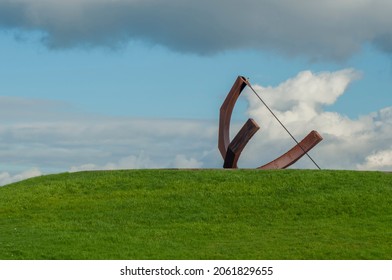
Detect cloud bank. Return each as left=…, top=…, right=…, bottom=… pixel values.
left=1, top=0, right=392, bottom=58
left=0, top=97, right=218, bottom=185
left=1, top=68, right=391, bottom=186
left=0, top=168, right=42, bottom=186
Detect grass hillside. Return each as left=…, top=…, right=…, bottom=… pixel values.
left=0, top=169, right=391, bottom=260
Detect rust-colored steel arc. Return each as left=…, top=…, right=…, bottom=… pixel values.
left=218, top=76, right=249, bottom=159
left=258, top=130, right=323, bottom=169
left=223, top=118, right=260, bottom=168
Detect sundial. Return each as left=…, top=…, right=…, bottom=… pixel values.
left=218, top=76, right=323, bottom=169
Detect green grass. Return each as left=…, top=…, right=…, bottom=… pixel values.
left=0, top=169, right=391, bottom=260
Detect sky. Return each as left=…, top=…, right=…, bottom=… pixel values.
left=1, top=0, right=391, bottom=185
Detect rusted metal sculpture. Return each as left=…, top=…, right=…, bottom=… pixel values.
left=218, top=76, right=323, bottom=169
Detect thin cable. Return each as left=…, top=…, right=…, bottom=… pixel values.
left=247, top=81, right=321, bottom=170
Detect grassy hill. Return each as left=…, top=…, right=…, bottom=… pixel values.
left=0, top=169, right=391, bottom=260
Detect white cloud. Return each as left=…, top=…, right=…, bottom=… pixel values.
left=357, top=148, right=392, bottom=171
left=0, top=167, right=42, bottom=186
left=173, top=154, right=203, bottom=169
left=246, top=69, right=360, bottom=122
left=69, top=152, right=160, bottom=172
left=69, top=152, right=204, bottom=172
left=1, top=0, right=392, bottom=58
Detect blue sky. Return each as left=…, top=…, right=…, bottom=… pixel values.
left=1, top=0, right=392, bottom=184
left=2, top=32, right=391, bottom=119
